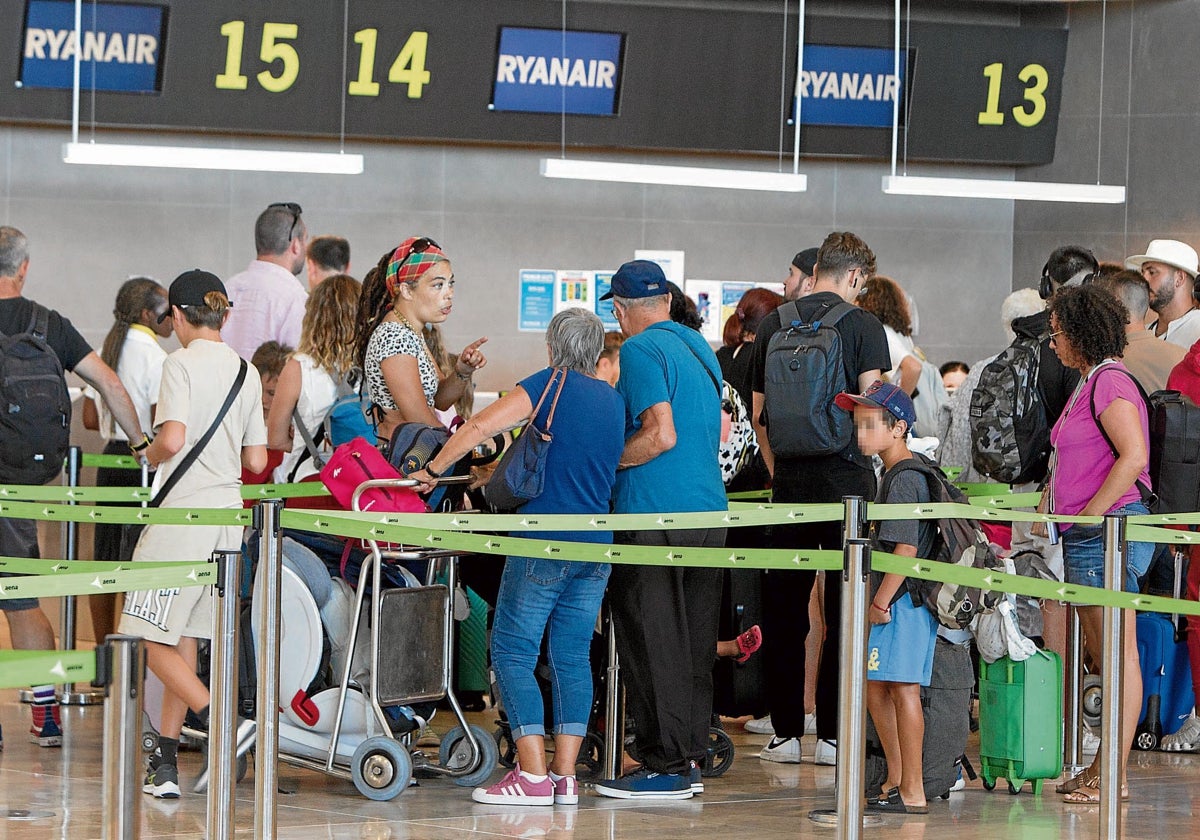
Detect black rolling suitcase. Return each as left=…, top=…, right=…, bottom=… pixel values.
left=713, top=568, right=767, bottom=718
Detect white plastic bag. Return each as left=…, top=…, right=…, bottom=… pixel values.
left=970, top=556, right=1039, bottom=663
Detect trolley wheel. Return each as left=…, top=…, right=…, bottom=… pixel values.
left=142, top=732, right=158, bottom=753
left=440, top=724, right=499, bottom=788
left=1081, top=674, right=1103, bottom=729
left=351, top=737, right=413, bottom=801
left=702, top=726, right=735, bottom=778
left=494, top=725, right=517, bottom=769
left=1134, top=728, right=1159, bottom=751
left=1007, top=780, right=1021, bottom=796
left=981, top=777, right=996, bottom=791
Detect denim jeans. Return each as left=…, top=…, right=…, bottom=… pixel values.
left=1062, top=501, right=1154, bottom=592
left=491, top=556, right=610, bottom=739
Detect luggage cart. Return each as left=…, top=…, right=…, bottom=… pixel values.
left=270, top=476, right=497, bottom=800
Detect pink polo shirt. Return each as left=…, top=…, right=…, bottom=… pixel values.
left=222, top=259, right=307, bottom=361
left=1049, top=360, right=1151, bottom=519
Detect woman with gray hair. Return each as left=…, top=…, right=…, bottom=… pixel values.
left=410, top=308, right=625, bottom=806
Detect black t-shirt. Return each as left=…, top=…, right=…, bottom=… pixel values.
left=716, top=343, right=755, bottom=409
left=750, top=291, right=891, bottom=465
left=0, top=297, right=93, bottom=371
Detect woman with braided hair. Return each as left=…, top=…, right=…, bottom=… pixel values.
left=355, top=236, right=487, bottom=441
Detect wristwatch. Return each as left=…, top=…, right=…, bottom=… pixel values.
left=129, top=433, right=152, bottom=453
left=424, top=462, right=443, bottom=479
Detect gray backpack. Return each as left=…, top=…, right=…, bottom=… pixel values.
left=0, top=305, right=71, bottom=485
left=968, top=332, right=1050, bottom=484
left=762, top=299, right=855, bottom=458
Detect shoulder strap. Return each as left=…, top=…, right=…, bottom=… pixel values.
left=31, top=304, right=50, bottom=339
left=778, top=300, right=802, bottom=327
left=1086, top=365, right=1155, bottom=505
left=149, top=359, right=248, bottom=508
left=291, top=406, right=326, bottom=475
left=819, top=301, right=856, bottom=328
left=527, top=368, right=564, bottom=427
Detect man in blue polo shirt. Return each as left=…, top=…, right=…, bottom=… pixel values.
left=594, top=260, right=727, bottom=800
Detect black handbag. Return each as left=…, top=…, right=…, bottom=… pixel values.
left=484, top=368, right=567, bottom=512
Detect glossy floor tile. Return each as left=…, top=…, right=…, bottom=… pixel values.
left=1, top=696, right=1198, bottom=839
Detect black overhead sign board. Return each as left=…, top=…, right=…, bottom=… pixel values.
left=0, top=0, right=1069, bottom=166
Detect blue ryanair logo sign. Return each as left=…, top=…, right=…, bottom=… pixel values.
left=491, top=27, right=624, bottom=116
left=19, top=0, right=167, bottom=94
left=796, top=45, right=909, bottom=128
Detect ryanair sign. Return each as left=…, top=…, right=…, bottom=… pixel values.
left=491, top=27, right=624, bottom=116
left=796, top=45, right=909, bottom=128
left=19, top=0, right=167, bottom=94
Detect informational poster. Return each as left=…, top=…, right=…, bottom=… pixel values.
left=634, top=249, right=685, bottom=286
left=684, top=279, right=722, bottom=344
left=595, top=271, right=618, bottom=330
left=720, top=282, right=755, bottom=343
left=518, top=269, right=556, bottom=332
left=555, top=270, right=594, bottom=313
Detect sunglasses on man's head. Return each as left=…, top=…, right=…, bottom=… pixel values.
left=269, top=202, right=303, bottom=241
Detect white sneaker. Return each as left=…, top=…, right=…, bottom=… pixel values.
left=813, top=739, right=837, bottom=766
left=745, top=715, right=774, bottom=735
left=758, top=736, right=802, bottom=764
left=1162, top=714, right=1200, bottom=752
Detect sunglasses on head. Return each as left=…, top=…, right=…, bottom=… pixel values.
left=269, top=202, right=303, bottom=241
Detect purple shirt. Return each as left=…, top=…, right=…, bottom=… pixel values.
left=222, top=260, right=307, bottom=361
left=1050, top=360, right=1151, bottom=519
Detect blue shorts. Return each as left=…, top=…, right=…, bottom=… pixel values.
left=1062, top=501, right=1154, bottom=593
left=0, top=515, right=40, bottom=612
left=867, top=595, right=938, bottom=686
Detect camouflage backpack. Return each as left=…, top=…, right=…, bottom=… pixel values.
left=968, top=331, right=1050, bottom=484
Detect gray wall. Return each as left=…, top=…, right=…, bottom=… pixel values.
left=1014, top=0, right=1200, bottom=280
left=0, top=126, right=1017, bottom=389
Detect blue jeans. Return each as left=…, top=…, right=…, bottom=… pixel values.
left=491, top=556, right=610, bottom=740
left=1062, top=501, right=1154, bottom=592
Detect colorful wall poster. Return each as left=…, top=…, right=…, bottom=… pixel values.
left=555, top=270, right=594, bottom=313
left=518, top=269, right=556, bottom=332
left=595, top=271, right=619, bottom=330
left=683, top=279, right=723, bottom=344
left=633, top=249, right=685, bottom=286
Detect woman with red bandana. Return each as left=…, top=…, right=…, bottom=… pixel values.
left=354, top=237, right=487, bottom=442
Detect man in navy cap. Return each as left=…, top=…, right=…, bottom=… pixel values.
left=593, top=260, right=727, bottom=800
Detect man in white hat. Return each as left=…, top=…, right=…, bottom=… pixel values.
left=1125, top=239, right=1200, bottom=349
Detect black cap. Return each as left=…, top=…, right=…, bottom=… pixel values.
left=160, top=269, right=228, bottom=323
left=792, top=247, right=819, bottom=276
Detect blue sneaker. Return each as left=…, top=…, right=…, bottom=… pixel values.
left=594, top=768, right=693, bottom=800
left=688, top=760, right=704, bottom=794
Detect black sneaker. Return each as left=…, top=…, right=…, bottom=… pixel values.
left=143, top=756, right=181, bottom=799
left=192, top=717, right=256, bottom=794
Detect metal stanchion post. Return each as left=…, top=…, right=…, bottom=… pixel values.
left=96, top=635, right=144, bottom=840
left=58, top=445, right=103, bottom=704
left=207, top=549, right=242, bottom=840
left=1064, top=607, right=1085, bottom=771
left=1099, top=514, right=1126, bottom=840
left=602, top=604, right=623, bottom=781
left=810, top=496, right=879, bottom=831
left=254, top=499, right=283, bottom=840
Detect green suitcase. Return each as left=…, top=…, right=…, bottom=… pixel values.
left=978, top=650, right=1064, bottom=795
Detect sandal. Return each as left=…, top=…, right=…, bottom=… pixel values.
left=735, top=625, right=763, bottom=663
left=1062, top=778, right=1129, bottom=804
left=866, top=786, right=929, bottom=815
left=1055, top=765, right=1098, bottom=794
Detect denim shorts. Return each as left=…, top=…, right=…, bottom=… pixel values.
left=1062, top=501, right=1154, bottom=593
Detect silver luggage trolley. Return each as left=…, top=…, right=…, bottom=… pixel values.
left=275, top=477, right=497, bottom=800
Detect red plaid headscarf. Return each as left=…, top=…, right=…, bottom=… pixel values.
left=385, top=236, right=447, bottom=298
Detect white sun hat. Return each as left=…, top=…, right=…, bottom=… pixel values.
left=1125, top=239, right=1199, bottom=278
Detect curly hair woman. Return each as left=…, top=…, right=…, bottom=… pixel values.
left=857, top=276, right=921, bottom=394
left=1046, top=283, right=1152, bottom=805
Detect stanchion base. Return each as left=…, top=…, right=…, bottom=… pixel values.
left=5, top=809, right=56, bottom=821
left=16, top=689, right=35, bottom=704
left=808, top=809, right=883, bottom=827
left=57, top=688, right=105, bottom=706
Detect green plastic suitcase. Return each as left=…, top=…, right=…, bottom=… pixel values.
left=978, top=650, right=1064, bottom=795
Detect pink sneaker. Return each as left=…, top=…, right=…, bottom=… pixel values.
left=552, top=773, right=578, bottom=805
left=472, top=766, right=554, bottom=805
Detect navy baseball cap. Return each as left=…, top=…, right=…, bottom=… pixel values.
left=792, top=247, right=819, bottom=276
left=599, top=260, right=670, bottom=300
left=835, top=380, right=916, bottom=428
left=160, top=269, right=229, bottom=323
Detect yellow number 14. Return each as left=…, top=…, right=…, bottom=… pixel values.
left=978, top=62, right=1048, bottom=127
left=349, top=30, right=430, bottom=98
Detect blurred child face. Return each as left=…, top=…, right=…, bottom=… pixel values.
left=854, top=405, right=896, bottom=458
left=260, top=374, right=278, bottom=420
left=942, top=369, right=967, bottom=394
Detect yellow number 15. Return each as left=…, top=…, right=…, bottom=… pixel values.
left=978, top=62, right=1048, bottom=128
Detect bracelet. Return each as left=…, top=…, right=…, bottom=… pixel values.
left=424, top=462, right=443, bottom=479
left=454, top=369, right=473, bottom=382
left=129, top=433, right=152, bottom=453
left=871, top=601, right=890, bottom=614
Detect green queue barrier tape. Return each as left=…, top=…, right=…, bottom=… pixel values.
left=0, top=482, right=331, bottom=502
left=0, top=498, right=250, bottom=527
left=965, top=491, right=1042, bottom=509
left=78, top=453, right=141, bottom=469
left=0, top=562, right=218, bottom=600
left=0, top=556, right=199, bottom=574
left=726, top=489, right=772, bottom=501
left=869, top=501, right=1101, bottom=526
left=0, top=649, right=96, bottom=690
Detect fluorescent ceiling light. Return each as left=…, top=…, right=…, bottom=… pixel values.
left=540, top=158, right=807, bottom=192
left=62, top=142, right=364, bottom=175
left=881, top=175, right=1124, bottom=204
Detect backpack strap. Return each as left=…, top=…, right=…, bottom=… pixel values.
left=1085, top=364, right=1155, bottom=506
left=646, top=323, right=722, bottom=398
left=30, top=304, right=51, bottom=340
left=818, top=301, right=856, bottom=329
left=291, top=406, right=327, bottom=477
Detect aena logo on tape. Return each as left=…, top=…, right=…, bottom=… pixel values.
left=491, top=26, right=624, bottom=116
left=19, top=0, right=168, bottom=94
left=794, top=44, right=911, bottom=128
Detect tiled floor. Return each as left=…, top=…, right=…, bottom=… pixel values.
left=2, top=696, right=1198, bottom=839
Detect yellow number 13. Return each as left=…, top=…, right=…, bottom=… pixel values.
left=978, top=62, right=1048, bottom=127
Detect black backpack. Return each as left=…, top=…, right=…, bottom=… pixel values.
left=762, top=299, right=856, bottom=458
left=1146, top=389, right=1200, bottom=515
left=0, top=305, right=71, bottom=485
left=875, top=455, right=1004, bottom=630
left=969, top=331, right=1050, bottom=484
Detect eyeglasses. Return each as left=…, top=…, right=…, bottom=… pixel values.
left=269, top=202, right=303, bottom=241
left=1048, top=330, right=1063, bottom=344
